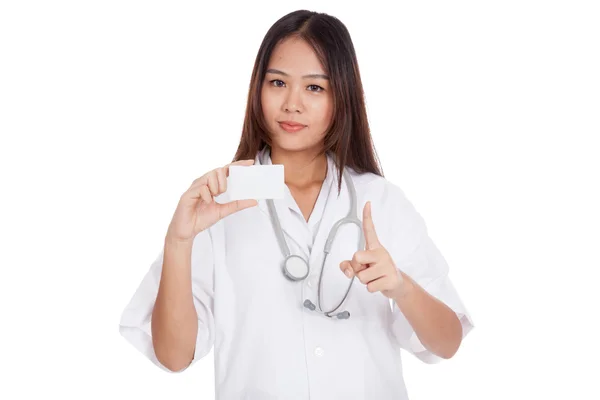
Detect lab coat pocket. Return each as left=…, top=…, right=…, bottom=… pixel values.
left=344, top=276, right=387, bottom=321
left=222, top=209, right=287, bottom=307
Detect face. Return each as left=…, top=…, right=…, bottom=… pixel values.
left=261, top=37, right=333, bottom=154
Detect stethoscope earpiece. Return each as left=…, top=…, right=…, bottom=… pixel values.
left=303, top=299, right=316, bottom=311
left=303, top=300, right=350, bottom=320
left=336, top=311, right=350, bottom=320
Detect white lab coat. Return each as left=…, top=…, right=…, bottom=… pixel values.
left=119, top=147, right=475, bottom=400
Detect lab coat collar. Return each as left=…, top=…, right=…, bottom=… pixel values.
left=254, top=146, right=339, bottom=211
left=254, top=146, right=343, bottom=260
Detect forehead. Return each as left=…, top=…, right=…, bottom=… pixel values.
left=267, top=37, right=325, bottom=74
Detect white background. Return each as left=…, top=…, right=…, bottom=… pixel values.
left=1, top=0, right=599, bottom=399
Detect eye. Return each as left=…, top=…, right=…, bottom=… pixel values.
left=269, top=79, right=285, bottom=87
left=307, top=84, right=324, bottom=92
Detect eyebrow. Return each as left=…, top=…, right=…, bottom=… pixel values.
left=266, top=68, right=329, bottom=80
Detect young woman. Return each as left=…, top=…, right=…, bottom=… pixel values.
left=120, top=9, right=474, bottom=400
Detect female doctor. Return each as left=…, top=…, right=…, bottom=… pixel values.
left=119, top=9, right=474, bottom=400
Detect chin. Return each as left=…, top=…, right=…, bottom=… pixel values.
left=271, top=138, right=320, bottom=154
left=270, top=129, right=318, bottom=151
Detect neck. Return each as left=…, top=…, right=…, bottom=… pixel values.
left=270, top=146, right=327, bottom=189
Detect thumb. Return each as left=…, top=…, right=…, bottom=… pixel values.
left=339, top=260, right=354, bottom=278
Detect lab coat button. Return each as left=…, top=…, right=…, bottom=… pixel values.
left=314, top=347, right=324, bottom=357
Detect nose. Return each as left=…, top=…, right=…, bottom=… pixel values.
left=283, top=87, right=303, bottom=113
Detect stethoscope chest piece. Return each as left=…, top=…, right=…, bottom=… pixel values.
left=283, top=255, right=309, bottom=281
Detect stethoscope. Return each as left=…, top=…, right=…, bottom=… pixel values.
left=259, top=147, right=365, bottom=320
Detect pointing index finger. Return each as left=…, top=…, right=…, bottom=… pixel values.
left=362, top=201, right=381, bottom=249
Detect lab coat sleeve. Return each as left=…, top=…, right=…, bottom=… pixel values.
left=118, top=229, right=215, bottom=372
left=383, top=185, right=475, bottom=364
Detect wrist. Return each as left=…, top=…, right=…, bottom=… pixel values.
left=393, top=270, right=415, bottom=305
left=164, top=235, right=194, bottom=250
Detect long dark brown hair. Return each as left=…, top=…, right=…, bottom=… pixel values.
left=232, top=9, right=384, bottom=194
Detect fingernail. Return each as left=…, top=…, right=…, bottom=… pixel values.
left=344, top=269, right=352, bottom=278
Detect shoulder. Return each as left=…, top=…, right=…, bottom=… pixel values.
left=346, top=167, right=426, bottom=239
left=345, top=166, right=410, bottom=208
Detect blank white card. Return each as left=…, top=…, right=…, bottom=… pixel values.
left=227, top=164, right=285, bottom=201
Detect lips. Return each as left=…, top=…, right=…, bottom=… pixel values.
left=278, top=121, right=306, bottom=133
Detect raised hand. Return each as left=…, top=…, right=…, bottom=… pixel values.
left=339, top=201, right=405, bottom=299
left=166, top=159, right=258, bottom=244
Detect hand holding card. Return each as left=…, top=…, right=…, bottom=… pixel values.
left=166, top=159, right=263, bottom=243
